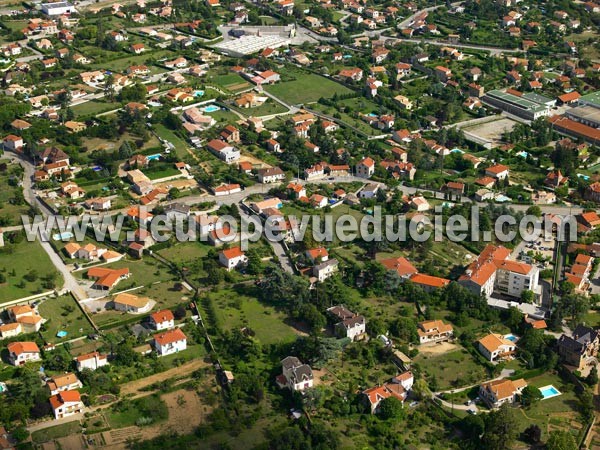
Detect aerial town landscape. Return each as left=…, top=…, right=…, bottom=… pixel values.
left=0, top=0, right=599, bottom=448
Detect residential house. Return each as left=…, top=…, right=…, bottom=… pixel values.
left=356, top=157, right=375, bottom=178
left=327, top=305, right=366, bottom=341
left=113, top=292, right=152, bottom=314
left=417, top=320, right=453, bottom=344
left=257, top=167, right=285, bottom=184
left=150, top=310, right=175, bottom=331
left=313, top=258, right=339, bottom=282
left=75, top=352, right=108, bottom=371
left=478, top=333, right=516, bottom=361
left=479, top=378, right=527, bottom=408
left=380, top=257, right=418, bottom=279
left=47, top=373, right=82, bottom=396
left=558, top=325, right=599, bottom=371
left=276, top=356, right=313, bottom=391
left=218, top=246, right=248, bottom=271
left=49, top=390, right=84, bottom=419
left=7, top=341, right=41, bottom=366
left=153, top=328, right=187, bottom=356
left=485, top=164, right=510, bottom=180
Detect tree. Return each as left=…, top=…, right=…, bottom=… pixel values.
left=526, top=205, right=542, bottom=217
left=545, top=430, right=577, bottom=450
left=522, top=424, right=541, bottom=444
left=118, top=141, right=133, bottom=159
left=521, top=385, right=543, bottom=407
left=517, top=287, right=535, bottom=303
left=245, top=248, right=263, bottom=275
left=482, top=404, right=518, bottom=450
left=378, top=397, right=404, bottom=420
left=585, top=366, right=598, bottom=386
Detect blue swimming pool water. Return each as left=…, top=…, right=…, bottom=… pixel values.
left=343, top=54, right=352, bottom=59
left=56, top=331, right=68, bottom=338
left=53, top=232, right=74, bottom=240
left=204, top=105, right=220, bottom=113
left=367, top=113, right=378, bottom=117
left=451, top=148, right=464, bottom=154
left=539, top=385, right=561, bottom=399
left=92, top=165, right=103, bottom=171
left=495, top=195, right=511, bottom=202
left=147, top=154, right=161, bottom=161
left=518, top=151, right=529, bottom=158
left=194, top=90, right=205, bottom=97
left=505, top=334, right=518, bottom=342
left=578, top=173, right=590, bottom=181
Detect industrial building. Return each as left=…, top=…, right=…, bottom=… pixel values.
left=481, top=89, right=552, bottom=121
left=212, top=34, right=290, bottom=57
left=565, top=105, right=600, bottom=129
left=41, top=1, right=76, bottom=15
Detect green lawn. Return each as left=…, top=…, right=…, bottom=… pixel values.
left=143, top=166, right=181, bottom=180
left=0, top=240, right=62, bottom=304
left=209, top=289, right=298, bottom=345
left=230, top=100, right=288, bottom=117
left=71, top=100, right=120, bottom=118
left=31, top=421, right=82, bottom=444
left=38, top=295, right=95, bottom=343
left=265, top=73, right=353, bottom=105
left=413, top=348, right=488, bottom=390
left=153, top=124, right=188, bottom=159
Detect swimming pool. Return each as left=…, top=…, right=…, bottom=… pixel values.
left=451, top=148, right=464, bottom=154
left=518, top=151, right=529, bottom=158
left=53, top=232, right=74, bottom=241
left=92, top=165, right=103, bottom=171
left=147, top=153, right=162, bottom=161
left=539, top=385, right=561, bottom=399
left=577, top=173, right=590, bottom=181
left=495, top=194, right=511, bottom=203
left=203, top=105, right=220, bottom=113
left=194, top=90, right=205, bottom=97
left=0, top=382, right=7, bottom=393
left=504, top=333, right=518, bottom=342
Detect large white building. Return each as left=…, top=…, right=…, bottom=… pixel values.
left=41, top=2, right=76, bottom=16
left=459, top=244, right=540, bottom=300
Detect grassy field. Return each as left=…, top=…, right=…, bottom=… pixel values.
left=31, top=421, right=82, bottom=444
left=0, top=173, right=29, bottom=226
left=230, top=100, right=288, bottom=117
left=71, top=100, right=120, bottom=118
left=0, top=240, right=62, bottom=303
left=107, top=394, right=168, bottom=429
left=211, top=73, right=251, bottom=93
left=209, top=289, right=298, bottom=345
left=413, top=347, right=488, bottom=390
left=265, top=73, right=353, bottom=105
left=38, top=295, right=95, bottom=343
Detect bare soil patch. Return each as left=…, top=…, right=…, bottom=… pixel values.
left=417, top=341, right=458, bottom=356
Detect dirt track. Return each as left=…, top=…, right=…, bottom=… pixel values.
left=119, top=358, right=209, bottom=397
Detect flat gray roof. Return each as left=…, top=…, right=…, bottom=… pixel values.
left=566, top=105, right=600, bottom=125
